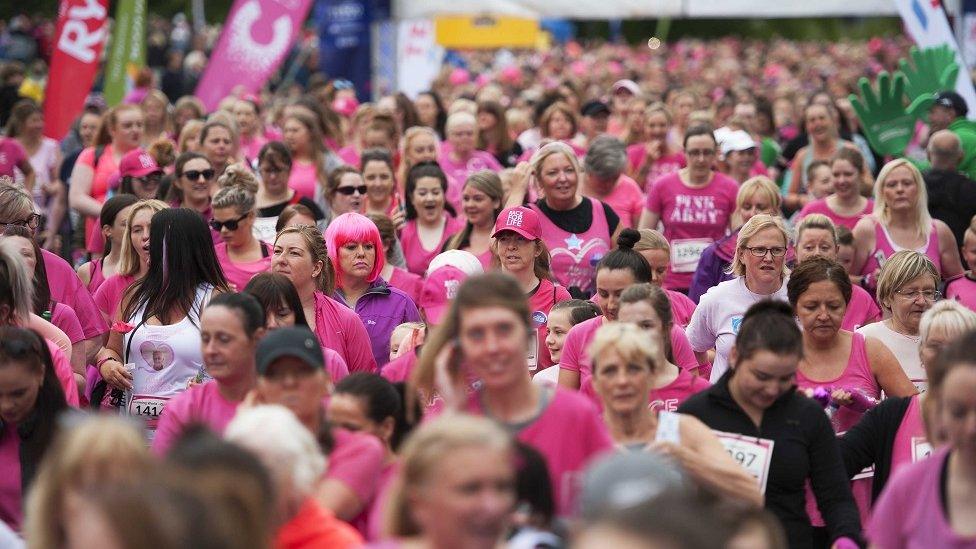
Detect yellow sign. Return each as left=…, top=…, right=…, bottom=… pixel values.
left=435, top=16, right=540, bottom=49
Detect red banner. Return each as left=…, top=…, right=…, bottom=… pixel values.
left=43, top=0, right=109, bottom=139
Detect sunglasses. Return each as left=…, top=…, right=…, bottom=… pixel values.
left=209, top=212, right=250, bottom=232
left=335, top=185, right=368, bottom=196
left=0, top=213, right=41, bottom=230
left=183, top=169, right=215, bottom=181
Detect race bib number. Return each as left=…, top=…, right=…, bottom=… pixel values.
left=912, top=437, right=933, bottom=463
left=654, top=411, right=681, bottom=443
left=714, top=431, right=775, bottom=494
left=670, top=238, right=712, bottom=273
left=127, top=395, right=169, bottom=425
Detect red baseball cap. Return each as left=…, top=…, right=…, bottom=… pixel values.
left=119, top=149, right=162, bottom=178
left=492, top=206, right=541, bottom=240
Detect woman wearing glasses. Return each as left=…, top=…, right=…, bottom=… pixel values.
left=253, top=142, right=325, bottom=244
left=167, top=152, right=216, bottom=219
left=325, top=166, right=367, bottom=219
left=638, top=126, right=739, bottom=294
left=851, top=159, right=963, bottom=292
left=686, top=214, right=790, bottom=382
left=857, top=250, right=943, bottom=389
left=211, top=165, right=272, bottom=291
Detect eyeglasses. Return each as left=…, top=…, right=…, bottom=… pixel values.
left=744, top=246, right=787, bottom=258
left=209, top=212, right=250, bottom=232
left=893, top=289, right=942, bottom=302
left=0, top=213, right=41, bottom=230
left=183, top=169, right=215, bottom=181
left=335, top=185, right=368, bottom=196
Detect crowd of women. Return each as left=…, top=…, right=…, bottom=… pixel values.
left=1, top=34, right=976, bottom=547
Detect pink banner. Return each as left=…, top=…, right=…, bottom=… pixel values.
left=194, top=0, right=313, bottom=111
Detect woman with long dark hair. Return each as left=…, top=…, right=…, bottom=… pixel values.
left=94, top=208, right=228, bottom=440
left=400, top=162, right=462, bottom=276
left=0, top=326, right=69, bottom=530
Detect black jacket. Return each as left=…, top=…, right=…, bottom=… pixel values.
left=923, top=168, right=976, bottom=248
left=838, top=395, right=912, bottom=503
left=678, top=372, right=864, bottom=549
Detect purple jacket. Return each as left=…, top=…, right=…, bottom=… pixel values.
left=688, top=230, right=739, bottom=304
left=334, top=279, right=421, bottom=368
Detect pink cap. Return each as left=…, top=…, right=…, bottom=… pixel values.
left=119, top=149, right=162, bottom=178
left=332, top=96, right=359, bottom=117
left=492, top=206, right=540, bottom=240
left=419, top=265, right=468, bottom=326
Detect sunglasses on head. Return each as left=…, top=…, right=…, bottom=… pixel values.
left=335, top=185, right=368, bottom=196
left=183, top=169, right=215, bottom=181
left=209, top=212, right=250, bottom=232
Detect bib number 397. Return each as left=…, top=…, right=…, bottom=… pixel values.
left=714, top=431, right=775, bottom=494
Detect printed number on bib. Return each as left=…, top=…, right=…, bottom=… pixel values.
left=912, top=437, right=933, bottom=463
left=714, top=431, right=774, bottom=494
left=670, top=238, right=712, bottom=273
left=128, top=395, right=168, bottom=420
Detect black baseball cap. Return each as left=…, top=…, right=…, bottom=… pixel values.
left=932, top=90, right=968, bottom=118
left=581, top=100, right=611, bottom=117
left=256, top=326, right=324, bottom=375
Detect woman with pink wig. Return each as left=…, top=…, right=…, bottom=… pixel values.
left=325, top=213, right=421, bottom=368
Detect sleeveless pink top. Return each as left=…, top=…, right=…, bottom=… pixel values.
left=797, top=198, right=873, bottom=231
left=531, top=198, right=611, bottom=295
left=400, top=216, right=464, bottom=276
left=890, top=394, right=931, bottom=475
left=860, top=220, right=941, bottom=276
left=214, top=241, right=272, bottom=291
left=797, top=331, right=878, bottom=526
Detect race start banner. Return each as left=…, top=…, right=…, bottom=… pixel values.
left=195, top=0, right=314, bottom=111
left=104, top=0, right=147, bottom=106
left=43, top=0, right=109, bottom=139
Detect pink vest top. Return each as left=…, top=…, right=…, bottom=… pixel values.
left=214, top=242, right=272, bottom=291
left=400, top=216, right=464, bottom=276
left=531, top=198, right=611, bottom=295
left=890, top=394, right=931, bottom=475
left=861, top=220, right=941, bottom=276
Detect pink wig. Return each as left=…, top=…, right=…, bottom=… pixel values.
left=324, top=212, right=385, bottom=287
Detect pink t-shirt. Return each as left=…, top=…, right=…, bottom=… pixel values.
left=240, top=133, right=270, bottom=162
left=0, top=422, right=22, bottom=530
left=76, top=144, right=122, bottom=253
left=399, top=216, right=464, bottom=276
left=466, top=387, right=613, bottom=516
left=645, top=171, right=738, bottom=290
left=42, top=249, right=108, bottom=340
left=364, top=460, right=399, bottom=541
left=0, top=137, right=27, bottom=178
left=649, top=369, right=711, bottom=412
left=439, top=151, right=503, bottom=210
left=325, top=428, right=386, bottom=508
left=843, top=285, right=881, bottom=331
left=797, top=198, right=874, bottom=231
left=667, top=289, right=697, bottom=328
left=386, top=268, right=422, bottom=304
left=313, top=291, right=378, bottom=373
left=50, top=302, right=85, bottom=346
left=561, top=316, right=698, bottom=402
left=868, top=447, right=975, bottom=548
left=151, top=380, right=240, bottom=455
left=288, top=160, right=319, bottom=201
left=214, top=242, right=272, bottom=291
left=590, top=174, right=644, bottom=229
left=626, top=144, right=686, bottom=193
left=48, top=340, right=80, bottom=407
left=528, top=279, right=573, bottom=371
left=889, top=394, right=931, bottom=475
left=93, top=273, right=137, bottom=321
left=324, top=348, right=350, bottom=383
left=337, top=145, right=360, bottom=168
left=945, top=274, right=976, bottom=311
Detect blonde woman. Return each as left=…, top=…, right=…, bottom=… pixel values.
left=443, top=170, right=503, bottom=268
left=688, top=176, right=782, bottom=303
left=397, top=126, right=440, bottom=196
left=686, top=214, right=791, bottom=381
left=589, top=322, right=762, bottom=506
left=856, top=250, right=942, bottom=388
left=440, top=112, right=502, bottom=210
left=382, top=414, right=516, bottom=549
left=852, top=159, right=963, bottom=290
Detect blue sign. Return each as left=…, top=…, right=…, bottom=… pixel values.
left=316, top=0, right=373, bottom=101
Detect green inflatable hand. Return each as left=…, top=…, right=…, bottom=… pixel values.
left=898, top=45, right=960, bottom=101
left=850, top=71, right=934, bottom=157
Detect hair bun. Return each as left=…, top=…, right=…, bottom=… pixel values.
left=616, top=228, right=640, bottom=250
left=218, top=164, right=260, bottom=195
left=742, top=299, right=794, bottom=323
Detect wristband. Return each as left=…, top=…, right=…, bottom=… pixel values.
left=96, top=356, right=120, bottom=371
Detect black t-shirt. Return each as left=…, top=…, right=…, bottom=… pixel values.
left=535, top=197, right=620, bottom=237
left=257, top=196, right=326, bottom=220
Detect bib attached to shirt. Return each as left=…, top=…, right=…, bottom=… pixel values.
left=714, top=430, right=775, bottom=494
left=670, top=238, right=712, bottom=273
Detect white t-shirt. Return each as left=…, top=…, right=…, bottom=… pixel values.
left=686, top=276, right=790, bottom=382
left=856, top=321, right=924, bottom=387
